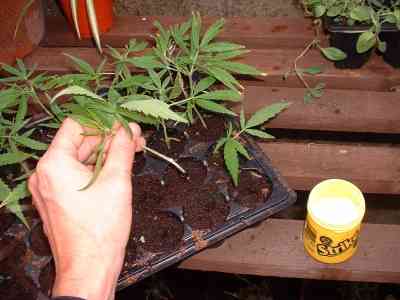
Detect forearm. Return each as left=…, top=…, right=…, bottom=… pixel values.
left=52, top=255, right=124, bottom=300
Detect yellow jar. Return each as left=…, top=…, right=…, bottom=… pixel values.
left=303, top=179, right=366, bottom=264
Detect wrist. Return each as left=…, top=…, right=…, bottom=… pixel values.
left=52, top=252, right=124, bottom=300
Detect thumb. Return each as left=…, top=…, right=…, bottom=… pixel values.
left=102, top=124, right=141, bottom=178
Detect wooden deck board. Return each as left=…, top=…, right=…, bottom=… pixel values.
left=262, top=141, right=400, bottom=195
left=42, top=16, right=316, bottom=49
left=24, top=47, right=400, bottom=91
left=180, top=219, right=400, bottom=284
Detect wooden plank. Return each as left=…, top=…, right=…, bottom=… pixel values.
left=42, top=16, right=315, bottom=49
left=262, top=141, right=400, bottom=195
left=238, top=86, right=400, bottom=134
left=180, top=219, right=400, bottom=284
left=24, top=47, right=400, bottom=92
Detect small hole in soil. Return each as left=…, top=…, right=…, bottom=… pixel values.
left=185, top=116, right=226, bottom=143
left=183, top=185, right=230, bottom=231
left=162, top=159, right=208, bottom=209
left=29, top=224, right=51, bottom=257
left=133, top=174, right=164, bottom=209
left=147, top=130, right=187, bottom=160
left=133, top=212, right=184, bottom=254
left=229, top=170, right=272, bottom=209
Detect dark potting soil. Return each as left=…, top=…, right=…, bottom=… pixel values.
left=133, top=212, right=183, bottom=253
left=30, top=223, right=51, bottom=257
left=183, top=184, right=230, bottom=230
left=185, top=117, right=227, bottom=142
left=230, top=170, right=272, bottom=209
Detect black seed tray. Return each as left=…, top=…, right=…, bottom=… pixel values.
left=117, top=126, right=296, bottom=289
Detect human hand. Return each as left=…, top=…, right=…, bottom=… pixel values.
left=28, top=118, right=145, bottom=300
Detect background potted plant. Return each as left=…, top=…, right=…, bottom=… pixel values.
left=302, top=0, right=400, bottom=69
left=0, top=0, right=45, bottom=66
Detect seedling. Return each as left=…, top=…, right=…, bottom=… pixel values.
left=215, top=102, right=290, bottom=186
left=302, top=0, right=400, bottom=53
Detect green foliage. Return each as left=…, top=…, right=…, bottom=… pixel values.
left=0, top=14, right=275, bottom=220
left=302, top=0, right=400, bottom=53
left=216, top=102, right=290, bottom=186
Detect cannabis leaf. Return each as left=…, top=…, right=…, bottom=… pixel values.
left=122, top=99, right=188, bottom=123
left=0, top=180, right=29, bottom=227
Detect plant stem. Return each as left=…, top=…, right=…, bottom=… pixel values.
left=143, top=145, right=186, bottom=174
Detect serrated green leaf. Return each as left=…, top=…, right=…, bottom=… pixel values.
left=245, top=128, right=275, bottom=139
left=213, top=49, right=250, bottom=60
left=191, top=12, right=201, bottom=52
left=230, top=139, right=250, bottom=160
left=1, top=181, right=29, bottom=228
left=15, top=97, right=28, bottom=127
left=51, top=85, right=104, bottom=103
left=350, top=6, right=371, bottom=22
left=240, top=109, right=245, bottom=130
left=298, top=66, right=323, bottom=75
left=14, top=136, right=48, bottom=151
left=69, top=114, right=99, bottom=129
left=0, top=152, right=31, bottom=166
left=169, top=73, right=182, bottom=100
left=196, top=99, right=236, bottom=116
left=313, top=5, right=326, bottom=17
left=246, top=102, right=290, bottom=128
left=64, top=53, right=95, bottom=74
left=320, top=47, right=347, bottom=61
left=118, top=109, right=159, bottom=125
left=327, top=6, right=341, bottom=17
left=171, top=27, right=190, bottom=54
left=209, top=61, right=266, bottom=76
left=1, top=64, right=22, bottom=77
left=0, top=89, right=18, bottom=110
left=378, top=40, right=387, bottom=53
left=214, top=137, right=228, bottom=153
left=194, top=76, right=216, bottom=95
left=122, top=99, right=187, bottom=123
left=205, top=66, right=242, bottom=91
left=0, top=179, right=11, bottom=201
left=201, top=18, right=225, bottom=48
left=197, top=90, right=242, bottom=102
left=357, top=31, right=377, bottom=53
left=115, top=75, right=151, bottom=89
left=128, top=56, right=164, bottom=69
left=148, top=69, right=162, bottom=88
left=224, top=139, right=239, bottom=186
left=202, top=42, right=245, bottom=53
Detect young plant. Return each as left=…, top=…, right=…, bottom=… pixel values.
left=285, top=22, right=347, bottom=103
left=302, top=0, right=400, bottom=53
left=215, top=102, right=290, bottom=186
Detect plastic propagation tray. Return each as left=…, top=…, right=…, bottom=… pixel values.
left=117, top=124, right=297, bottom=289
left=324, top=17, right=400, bottom=69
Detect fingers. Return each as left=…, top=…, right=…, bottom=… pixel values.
left=47, top=118, right=84, bottom=160
left=102, top=123, right=142, bottom=178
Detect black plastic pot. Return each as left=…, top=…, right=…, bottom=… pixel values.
left=325, top=17, right=400, bottom=69
left=380, top=31, right=400, bottom=68
left=117, top=125, right=297, bottom=289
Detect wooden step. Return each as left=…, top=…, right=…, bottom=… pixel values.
left=180, top=218, right=400, bottom=284
left=42, top=16, right=316, bottom=49
left=262, top=141, right=400, bottom=195
left=238, top=86, right=400, bottom=134
left=24, top=47, right=400, bottom=92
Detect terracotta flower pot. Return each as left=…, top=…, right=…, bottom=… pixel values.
left=59, top=0, right=113, bottom=39
left=0, top=0, right=45, bottom=65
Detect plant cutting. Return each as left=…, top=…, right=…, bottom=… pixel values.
left=0, top=14, right=296, bottom=297
left=302, top=0, right=400, bottom=68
